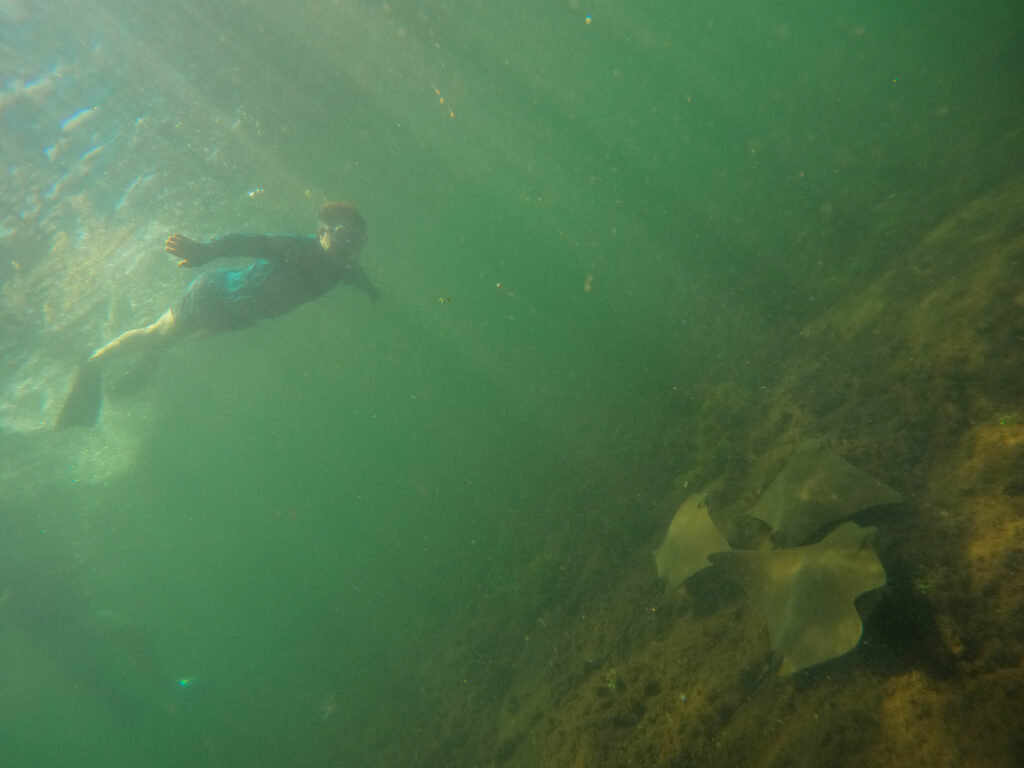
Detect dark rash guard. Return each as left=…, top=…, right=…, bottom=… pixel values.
left=171, top=234, right=377, bottom=333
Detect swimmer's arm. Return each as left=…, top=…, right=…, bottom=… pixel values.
left=165, top=234, right=307, bottom=267
left=340, top=264, right=380, bottom=303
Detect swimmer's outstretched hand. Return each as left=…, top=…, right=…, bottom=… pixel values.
left=165, top=234, right=209, bottom=267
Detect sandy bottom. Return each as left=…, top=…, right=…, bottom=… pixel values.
left=356, top=179, right=1024, bottom=768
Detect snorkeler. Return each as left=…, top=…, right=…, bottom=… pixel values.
left=55, top=201, right=378, bottom=429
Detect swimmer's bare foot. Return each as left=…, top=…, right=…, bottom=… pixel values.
left=165, top=233, right=206, bottom=267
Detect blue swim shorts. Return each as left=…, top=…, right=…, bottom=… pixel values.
left=171, top=260, right=273, bottom=333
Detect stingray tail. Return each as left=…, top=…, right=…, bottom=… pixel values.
left=55, top=361, right=104, bottom=430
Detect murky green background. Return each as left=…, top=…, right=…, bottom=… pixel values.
left=1, top=1, right=1021, bottom=765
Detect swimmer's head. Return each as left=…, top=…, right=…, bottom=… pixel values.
left=318, top=201, right=367, bottom=258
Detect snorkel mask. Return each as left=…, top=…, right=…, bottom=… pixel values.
left=318, top=201, right=368, bottom=255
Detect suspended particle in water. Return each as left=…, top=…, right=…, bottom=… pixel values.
left=433, top=86, right=455, bottom=118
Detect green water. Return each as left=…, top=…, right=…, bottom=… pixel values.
left=1, top=1, right=1021, bottom=766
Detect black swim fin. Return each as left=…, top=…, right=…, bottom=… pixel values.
left=55, top=362, right=103, bottom=430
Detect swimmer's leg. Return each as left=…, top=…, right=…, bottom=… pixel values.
left=56, top=310, right=184, bottom=430
left=88, top=309, right=182, bottom=366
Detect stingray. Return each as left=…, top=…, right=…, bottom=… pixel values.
left=709, top=523, right=886, bottom=675
left=653, top=492, right=730, bottom=591
left=748, top=439, right=902, bottom=547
